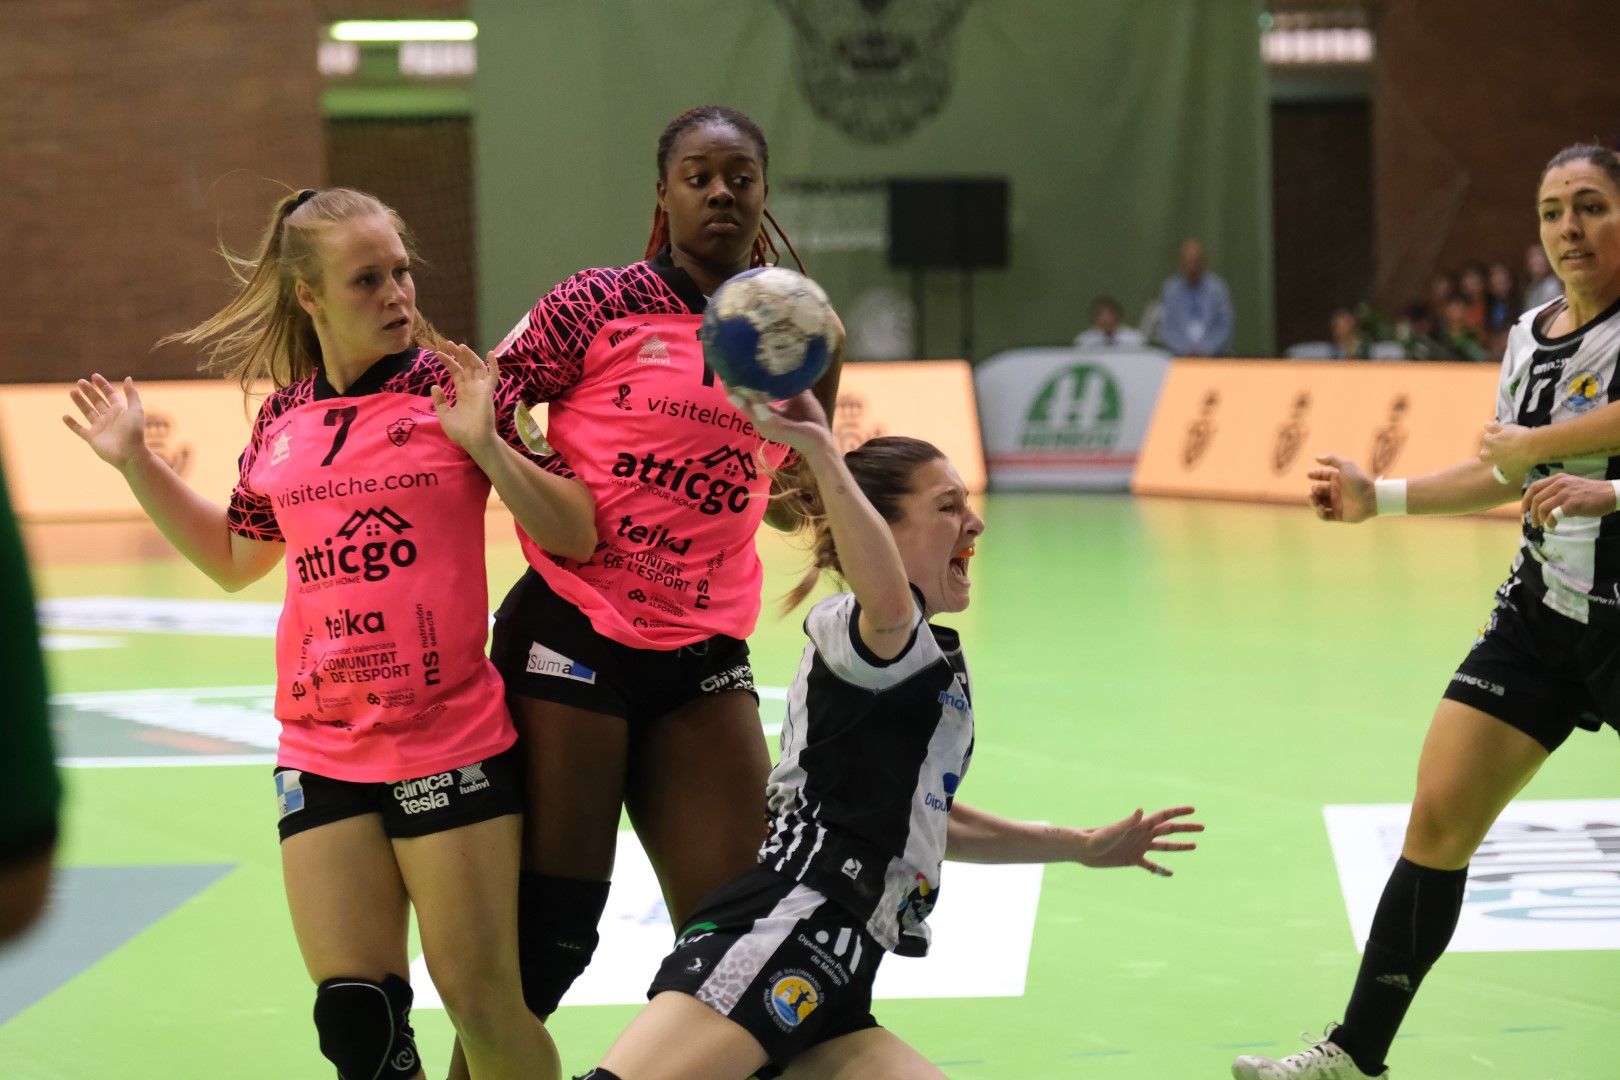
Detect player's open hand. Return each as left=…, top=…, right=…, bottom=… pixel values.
left=431, top=343, right=500, bottom=458
left=729, top=387, right=830, bottom=454
left=1307, top=454, right=1376, bottom=523
left=1523, top=472, right=1619, bottom=530
left=63, top=374, right=149, bottom=472
left=1075, top=806, right=1202, bottom=876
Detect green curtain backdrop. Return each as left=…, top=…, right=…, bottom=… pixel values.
left=473, top=0, right=1274, bottom=360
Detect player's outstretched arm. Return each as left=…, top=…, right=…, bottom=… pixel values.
left=1309, top=453, right=1515, bottom=522
left=1480, top=408, right=1620, bottom=482
left=945, top=802, right=1202, bottom=877
left=431, top=343, right=597, bottom=562
left=744, top=388, right=915, bottom=659
left=62, top=374, right=281, bottom=591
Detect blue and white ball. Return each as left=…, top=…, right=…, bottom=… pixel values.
left=701, top=266, right=836, bottom=399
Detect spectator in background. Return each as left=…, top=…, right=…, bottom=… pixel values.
left=1330, top=307, right=1369, bottom=359
left=1074, top=295, right=1146, bottom=349
left=1457, top=262, right=1489, bottom=332
left=1440, top=296, right=1489, bottom=361
left=1523, top=242, right=1562, bottom=309
left=1484, top=260, right=1520, bottom=360
left=1425, top=270, right=1455, bottom=316
left=1157, top=238, right=1234, bottom=356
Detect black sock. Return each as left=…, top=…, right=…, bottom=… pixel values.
left=1334, top=857, right=1468, bottom=1075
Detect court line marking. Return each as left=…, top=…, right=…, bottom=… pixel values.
left=56, top=684, right=790, bottom=768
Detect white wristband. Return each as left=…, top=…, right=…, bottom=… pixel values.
left=1611, top=479, right=1620, bottom=510
left=1374, top=478, right=1407, bottom=516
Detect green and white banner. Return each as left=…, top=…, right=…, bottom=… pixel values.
left=974, top=347, right=1170, bottom=490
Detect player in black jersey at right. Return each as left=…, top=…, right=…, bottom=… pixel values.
left=574, top=395, right=1201, bottom=1080
left=1236, top=142, right=1620, bottom=1080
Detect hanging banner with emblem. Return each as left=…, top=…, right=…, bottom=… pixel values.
left=974, top=346, right=1172, bottom=491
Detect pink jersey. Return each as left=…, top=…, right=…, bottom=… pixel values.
left=228, top=349, right=522, bottom=782
left=496, top=252, right=791, bottom=650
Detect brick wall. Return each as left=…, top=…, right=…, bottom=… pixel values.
left=3, top=0, right=325, bottom=384
left=1371, top=0, right=1620, bottom=307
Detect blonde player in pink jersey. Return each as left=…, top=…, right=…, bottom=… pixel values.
left=470, top=106, right=842, bottom=1038
left=63, top=188, right=594, bottom=1080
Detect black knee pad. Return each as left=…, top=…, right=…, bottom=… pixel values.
left=312, top=974, right=420, bottom=1079
left=517, top=872, right=611, bottom=1019
left=574, top=1070, right=625, bottom=1080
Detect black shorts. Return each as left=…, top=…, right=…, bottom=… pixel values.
left=490, top=568, right=757, bottom=725
left=648, top=868, right=882, bottom=1079
left=273, top=743, right=525, bottom=842
left=1443, top=577, right=1620, bottom=752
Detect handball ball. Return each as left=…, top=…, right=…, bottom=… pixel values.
left=701, top=267, right=836, bottom=399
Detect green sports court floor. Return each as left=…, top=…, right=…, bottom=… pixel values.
left=3, top=494, right=1616, bottom=1079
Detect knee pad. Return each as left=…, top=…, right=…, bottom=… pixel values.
left=518, top=872, right=611, bottom=1019
left=574, top=1070, right=625, bottom=1080
left=312, top=974, right=420, bottom=1079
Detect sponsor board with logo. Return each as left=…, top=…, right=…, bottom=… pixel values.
left=0, top=380, right=268, bottom=521
left=974, top=347, right=1172, bottom=491
left=832, top=361, right=986, bottom=493
left=409, top=831, right=1043, bottom=1008
left=1324, top=799, right=1620, bottom=952
left=1132, top=360, right=1516, bottom=516
left=3, top=362, right=982, bottom=519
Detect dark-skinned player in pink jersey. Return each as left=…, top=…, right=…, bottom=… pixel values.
left=464, top=107, right=845, bottom=1059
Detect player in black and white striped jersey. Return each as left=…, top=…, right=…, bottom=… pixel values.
left=1241, top=142, right=1620, bottom=1080
left=572, top=395, right=1200, bottom=1080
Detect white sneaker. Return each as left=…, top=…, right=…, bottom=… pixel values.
left=1231, top=1028, right=1388, bottom=1079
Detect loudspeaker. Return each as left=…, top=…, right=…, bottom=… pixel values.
left=887, top=178, right=1009, bottom=270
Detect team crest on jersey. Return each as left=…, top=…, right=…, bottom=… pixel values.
left=766, top=969, right=821, bottom=1029
left=1562, top=370, right=1602, bottom=413
left=387, top=418, right=417, bottom=446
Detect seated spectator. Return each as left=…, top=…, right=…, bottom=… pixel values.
left=1157, top=238, right=1234, bottom=356
left=1329, top=307, right=1369, bottom=359
left=1439, top=296, right=1488, bottom=361
left=1075, top=295, right=1146, bottom=349
left=1457, top=261, right=1489, bottom=331
left=1424, top=269, right=1455, bottom=322
left=1484, top=260, right=1520, bottom=360
left=1523, top=242, right=1562, bottom=309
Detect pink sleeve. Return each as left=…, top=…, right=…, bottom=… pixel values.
left=226, top=396, right=285, bottom=542
left=493, top=269, right=615, bottom=404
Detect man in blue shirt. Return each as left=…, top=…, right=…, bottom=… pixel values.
left=1158, top=238, right=1234, bottom=356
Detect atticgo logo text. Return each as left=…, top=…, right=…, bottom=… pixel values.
left=294, top=507, right=418, bottom=585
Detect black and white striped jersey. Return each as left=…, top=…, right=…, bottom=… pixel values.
left=1499, top=295, right=1620, bottom=622
left=757, top=588, right=974, bottom=956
